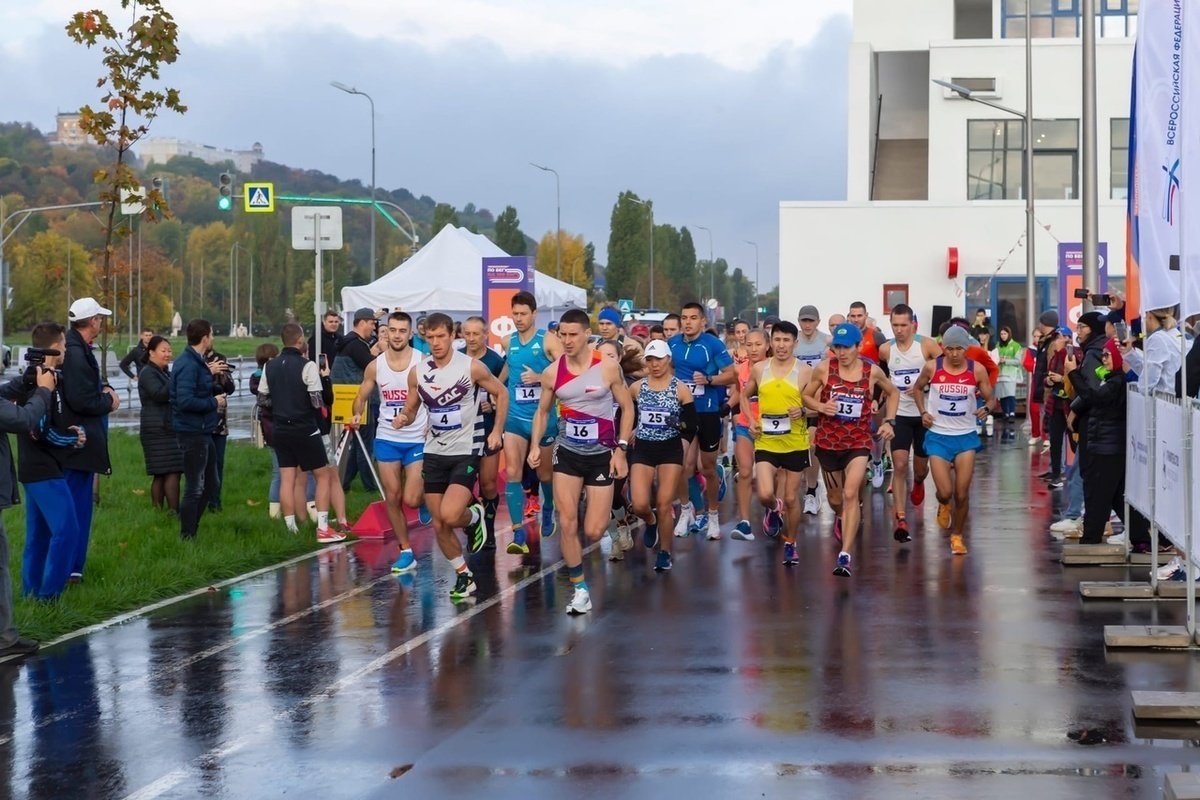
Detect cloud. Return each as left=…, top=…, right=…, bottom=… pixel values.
left=0, top=12, right=852, bottom=290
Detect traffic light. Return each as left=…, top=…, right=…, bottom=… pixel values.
left=218, top=172, right=233, bottom=211
left=151, top=176, right=164, bottom=213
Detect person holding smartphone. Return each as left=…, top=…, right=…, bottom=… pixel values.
left=204, top=346, right=235, bottom=512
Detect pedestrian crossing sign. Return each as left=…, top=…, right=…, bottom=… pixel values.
left=244, top=182, right=275, bottom=213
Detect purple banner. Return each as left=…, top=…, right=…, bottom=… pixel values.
left=482, top=256, right=535, bottom=351
left=1057, top=242, right=1109, bottom=333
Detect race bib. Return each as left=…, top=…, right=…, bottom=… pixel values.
left=798, top=353, right=823, bottom=367
left=832, top=394, right=864, bottom=421
left=516, top=384, right=541, bottom=404
left=685, top=382, right=706, bottom=397
left=430, top=404, right=463, bottom=431
left=892, top=368, right=920, bottom=389
left=937, top=393, right=968, bottom=417
left=565, top=417, right=599, bottom=444
left=639, top=407, right=672, bottom=429
left=762, top=414, right=791, bottom=434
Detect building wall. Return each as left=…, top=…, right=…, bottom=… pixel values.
left=138, top=138, right=262, bottom=174
left=853, top=0, right=954, bottom=51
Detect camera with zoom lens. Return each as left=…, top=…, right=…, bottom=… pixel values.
left=22, top=347, right=59, bottom=390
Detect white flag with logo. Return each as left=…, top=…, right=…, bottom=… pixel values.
left=1135, top=0, right=1184, bottom=313
left=1181, top=1, right=1200, bottom=319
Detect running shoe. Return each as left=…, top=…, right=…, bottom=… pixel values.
left=541, top=505, right=557, bottom=538
left=675, top=505, right=695, bottom=539
left=803, top=493, right=820, bottom=516
left=465, top=502, right=487, bottom=553
left=937, top=502, right=951, bottom=529
left=525, top=493, right=541, bottom=517
left=870, top=461, right=885, bottom=489
left=950, top=534, right=968, bottom=555
left=643, top=519, right=660, bottom=550
left=1157, top=556, right=1185, bottom=581
left=1048, top=476, right=1065, bottom=490
left=507, top=535, right=530, bottom=556
left=316, top=527, right=347, bottom=545
left=566, top=586, right=593, bottom=615
left=654, top=550, right=673, bottom=572
left=882, top=452, right=893, bottom=474
left=833, top=515, right=843, bottom=543
left=783, top=542, right=799, bottom=566
left=418, top=504, right=433, bottom=526
left=893, top=517, right=912, bottom=544
left=706, top=512, right=721, bottom=540
left=1028, top=436, right=1041, bottom=447
left=910, top=482, right=925, bottom=507
left=716, top=463, right=728, bottom=503
left=1050, top=517, right=1082, bottom=534
left=763, top=500, right=784, bottom=539
left=1041, top=440, right=1051, bottom=452
left=608, top=543, right=625, bottom=562
left=985, top=417, right=994, bottom=436
left=690, top=512, right=709, bottom=535
left=833, top=551, right=852, bottom=578
left=731, top=520, right=754, bottom=541
left=450, top=571, right=476, bottom=601
left=390, top=548, right=417, bottom=573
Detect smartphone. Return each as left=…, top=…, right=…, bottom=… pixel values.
left=1115, top=321, right=1128, bottom=341
left=319, top=354, right=328, bottom=371
left=1073, top=287, right=1090, bottom=299
left=1093, top=294, right=1112, bottom=307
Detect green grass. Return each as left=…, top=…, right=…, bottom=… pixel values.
left=8, top=431, right=375, bottom=642
left=4, top=335, right=270, bottom=360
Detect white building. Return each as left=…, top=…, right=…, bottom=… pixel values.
left=137, top=138, right=264, bottom=174
left=780, top=0, right=1137, bottom=339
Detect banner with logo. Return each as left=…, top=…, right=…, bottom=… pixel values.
left=482, top=256, right=534, bottom=352
left=1125, top=56, right=1142, bottom=319
left=1126, top=389, right=1150, bottom=514
left=1156, top=396, right=1186, bottom=545
left=1182, top=2, right=1200, bottom=320
left=1134, top=0, right=1183, bottom=314
left=1056, top=242, right=1108, bottom=332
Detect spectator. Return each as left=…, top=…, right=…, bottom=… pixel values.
left=61, top=297, right=118, bottom=583
left=203, top=347, right=235, bottom=512
left=308, top=310, right=341, bottom=367
left=995, top=326, right=1022, bottom=420
left=0, top=356, right=57, bottom=659
left=1043, top=329, right=1074, bottom=487
left=1029, top=309, right=1060, bottom=449
left=138, top=335, right=183, bottom=512
left=170, top=319, right=226, bottom=541
left=119, top=328, right=153, bottom=382
left=1122, top=306, right=1182, bottom=394
left=251, top=344, right=317, bottom=521
left=1067, top=339, right=1127, bottom=545
left=331, top=308, right=381, bottom=493
left=12, top=323, right=85, bottom=602
left=1179, top=333, right=1200, bottom=398
left=648, top=324, right=666, bottom=342
left=974, top=308, right=990, bottom=328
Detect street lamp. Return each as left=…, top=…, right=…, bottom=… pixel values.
left=1080, top=0, right=1100, bottom=302
left=744, top=239, right=759, bottom=326
left=331, top=81, right=377, bottom=282
left=692, top=224, right=714, bottom=314
left=530, top=163, right=561, bottom=317
left=629, top=197, right=655, bottom=309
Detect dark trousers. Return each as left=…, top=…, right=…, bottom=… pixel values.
left=178, top=434, right=218, bottom=539
left=342, top=409, right=377, bottom=492
left=209, top=434, right=228, bottom=511
left=63, top=469, right=95, bottom=575
left=1080, top=450, right=1123, bottom=544
left=1048, top=410, right=1068, bottom=477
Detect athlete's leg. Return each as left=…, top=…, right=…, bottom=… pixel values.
left=678, top=437, right=700, bottom=505
left=699, top=448, right=720, bottom=513
left=929, top=456, right=955, bottom=525
left=503, top=433, right=532, bottom=528
left=735, top=434, right=754, bottom=522
left=537, top=441, right=556, bottom=521
left=402, top=461, right=425, bottom=516
left=554, top=473, right=586, bottom=569
left=891, top=446, right=911, bottom=511
left=378, top=461, right=410, bottom=549
left=838, top=456, right=871, bottom=553
left=630, top=463, right=655, bottom=522
left=781, top=469, right=804, bottom=543
left=754, top=460, right=778, bottom=510
left=655, top=463, right=682, bottom=553
left=583, top=483, right=615, bottom=543
left=823, top=469, right=846, bottom=518
left=479, top=450, right=500, bottom=545
left=951, top=450, right=976, bottom=536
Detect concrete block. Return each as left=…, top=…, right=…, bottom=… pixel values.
left=1165, top=771, right=1200, bottom=799
left=1134, top=720, right=1200, bottom=740
left=1105, top=626, right=1192, bottom=649
left=1079, top=581, right=1154, bottom=599
left=1132, top=691, right=1200, bottom=719
left=1061, top=543, right=1129, bottom=565
left=1157, top=582, right=1192, bottom=599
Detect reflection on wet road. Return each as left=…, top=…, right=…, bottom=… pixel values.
left=1, top=444, right=1198, bottom=798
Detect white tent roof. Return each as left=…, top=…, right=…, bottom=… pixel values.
left=340, top=225, right=586, bottom=316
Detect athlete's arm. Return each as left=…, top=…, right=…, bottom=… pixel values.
left=975, top=362, right=998, bottom=416
left=708, top=361, right=738, bottom=387
left=877, top=341, right=891, bottom=364
left=923, top=337, right=944, bottom=360
left=871, top=364, right=899, bottom=440
left=543, top=331, right=563, bottom=361
left=472, top=359, right=509, bottom=450
left=792, top=364, right=816, bottom=418
left=394, top=365, right=424, bottom=428
left=527, top=365, right=556, bottom=468
left=802, top=361, right=835, bottom=416
left=911, top=362, right=936, bottom=419
left=351, top=360, right=377, bottom=426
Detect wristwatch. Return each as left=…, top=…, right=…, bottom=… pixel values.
left=883, top=418, right=896, bottom=426
left=617, top=440, right=629, bottom=452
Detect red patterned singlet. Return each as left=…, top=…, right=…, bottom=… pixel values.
left=814, top=358, right=874, bottom=451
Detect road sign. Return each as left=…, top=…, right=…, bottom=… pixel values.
left=291, top=207, right=343, bottom=250
left=244, top=182, right=275, bottom=213
left=119, top=188, right=144, bottom=216
left=618, top=298, right=634, bottom=314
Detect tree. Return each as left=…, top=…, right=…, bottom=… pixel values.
left=606, top=191, right=650, bottom=305
left=534, top=230, right=589, bottom=288
left=494, top=205, right=526, bottom=256
left=431, top=203, right=459, bottom=237
left=9, top=232, right=95, bottom=329
left=67, top=0, right=186, bottom=370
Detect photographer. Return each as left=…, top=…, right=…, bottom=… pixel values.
left=170, top=319, right=226, bottom=541
left=0, top=341, right=58, bottom=660
left=61, top=297, right=118, bottom=583
left=7, top=323, right=86, bottom=602
left=203, top=347, right=235, bottom=512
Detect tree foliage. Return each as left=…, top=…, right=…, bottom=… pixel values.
left=534, top=229, right=589, bottom=288
left=605, top=191, right=650, bottom=306
left=494, top=205, right=526, bottom=256
left=431, top=203, right=460, bottom=237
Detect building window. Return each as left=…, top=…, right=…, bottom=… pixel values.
left=883, top=284, right=909, bottom=314
left=1111, top=117, right=1130, bottom=200
left=1001, top=0, right=1138, bottom=39
left=967, top=119, right=1080, bottom=201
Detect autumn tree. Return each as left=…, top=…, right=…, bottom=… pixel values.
left=494, top=205, right=526, bottom=256
left=534, top=230, right=590, bottom=288
left=66, top=0, right=185, bottom=369
left=8, top=231, right=95, bottom=328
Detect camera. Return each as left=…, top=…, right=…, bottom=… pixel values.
left=22, top=347, right=59, bottom=390
left=1073, top=288, right=1090, bottom=299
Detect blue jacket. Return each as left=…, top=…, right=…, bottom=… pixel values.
left=170, top=346, right=218, bottom=435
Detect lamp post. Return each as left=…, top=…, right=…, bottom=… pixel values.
left=530, top=163, right=561, bottom=318
left=935, top=70, right=1037, bottom=344
left=331, top=81, right=377, bottom=281
left=744, top=239, right=759, bottom=325
left=1080, top=0, right=1100, bottom=303
left=692, top=224, right=714, bottom=316
left=629, top=197, right=655, bottom=309
left=230, top=242, right=252, bottom=336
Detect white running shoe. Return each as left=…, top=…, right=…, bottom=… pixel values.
left=803, top=493, right=820, bottom=516
left=566, top=586, right=592, bottom=615
left=1106, top=532, right=1128, bottom=546
left=674, top=504, right=695, bottom=539
left=1156, top=556, right=1185, bottom=581
left=870, top=462, right=885, bottom=489
left=985, top=417, right=994, bottom=436
left=1041, top=440, right=1051, bottom=452
left=1028, top=436, right=1040, bottom=447
left=706, top=512, right=721, bottom=540
left=1050, top=517, right=1082, bottom=533
left=618, top=527, right=634, bottom=551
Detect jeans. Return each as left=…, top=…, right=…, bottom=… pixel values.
left=1064, top=458, right=1084, bottom=519
left=1000, top=396, right=1017, bottom=416
left=0, top=516, right=17, bottom=647
left=208, top=434, right=228, bottom=511
left=178, top=434, right=218, bottom=539
left=1048, top=411, right=1068, bottom=477
left=22, top=478, right=80, bottom=600
left=63, top=469, right=95, bottom=575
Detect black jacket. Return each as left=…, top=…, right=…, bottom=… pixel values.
left=1177, top=335, right=1200, bottom=398
left=261, top=347, right=332, bottom=434
left=1068, top=367, right=1126, bottom=456
left=138, top=361, right=173, bottom=435
left=119, top=342, right=148, bottom=379
left=5, top=381, right=83, bottom=484
left=0, top=381, right=52, bottom=507
left=170, top=346, right=219, bottom=435
left=60, top=327, right=114, bottom=475
left=330, top=332, right=374, bottom=386
left=308, top=326, right=340, bottom=367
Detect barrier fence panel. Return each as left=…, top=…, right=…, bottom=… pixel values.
left=1126, top=388, right=1152, bottom=517
left=1153, top=392, right=1187, bottom=551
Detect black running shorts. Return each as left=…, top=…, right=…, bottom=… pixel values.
left=888, top=415, right=928, bottom=458
left=553, top=446, right=614, bottom=487
left=422, top=453, right=480, bottom=495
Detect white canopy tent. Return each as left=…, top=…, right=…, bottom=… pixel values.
left=340, top=225, right=585, bottom=324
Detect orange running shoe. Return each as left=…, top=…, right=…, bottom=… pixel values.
left=950, top=534, right=968, bottom=555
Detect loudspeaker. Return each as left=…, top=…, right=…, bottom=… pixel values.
left=929, top=305, right=953, bottom=335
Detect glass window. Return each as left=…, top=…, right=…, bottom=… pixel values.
left=967, top=119, right=1079, bottom=201
left=1002, top=0, right=1135, bottom=38
left=1111, top=117, right=1130, bottom=199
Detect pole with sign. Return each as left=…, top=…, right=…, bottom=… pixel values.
left=482, top=256, right=534, bottom=352
left=292, top=207, right=344, bottom=353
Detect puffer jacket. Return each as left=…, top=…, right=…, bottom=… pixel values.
left=1068, top=365, right=1126, bottom=456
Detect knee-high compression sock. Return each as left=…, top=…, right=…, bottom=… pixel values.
left=505, top=481, right=525, bottom=528
left=540, top=480, right=555, bottom=513
left=483, top=496, right=498, bottom=540
left=688, top=475, right=705, bottom=512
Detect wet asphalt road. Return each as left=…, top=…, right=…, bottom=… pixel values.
left=2, top=438, right=1199, bottom=799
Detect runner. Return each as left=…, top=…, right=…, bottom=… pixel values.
left=528, top=309, right=634, bottom=615
left=629, top=339, right=696, bottom=571
left=911, top=325, right=997, bottom=555
left=877, top=303, right=942, bottom=544
left=662, top=314, right=681, bottom=339
left=803, top=323, right=899, bottom=577
left=597, top=338, right=644, bottom=560
left=499, top=291, right=562, bottom=555
left=743, top=322, right=813, bottom=564
left=351, top=311, right=425, bottom=573
left=392, top=313, right=509, bottom=601
left=669, top=302, right=738, bottom=541
left=730, top=329, right=767, bottom=540
left=793, top=305, right=830, bottom=514
left=461, top=316, right=505, bottom=549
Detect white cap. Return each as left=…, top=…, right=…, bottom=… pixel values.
left=644, top=340, right=671, bottom=360
left=68, top=297, right=113, bottom=322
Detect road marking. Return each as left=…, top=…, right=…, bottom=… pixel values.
left=122, top=543, right=597, bottom=800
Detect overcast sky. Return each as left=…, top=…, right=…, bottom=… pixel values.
left=0, top=1, right=851, bottom=293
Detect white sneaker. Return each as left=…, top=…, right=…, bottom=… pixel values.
left=985, top=417, right=994, bottom=436
left=870, top=462, right=885, bottom=489
left=674, top=504, right=695, bottom=539
left=706, top=512, right=721, bottom=540
left=1041, top=440, right=1051, bottom=452
left=1050, top=517, right=1082, bottom=533
left=1028, top=436, right=1040, bottom=447
left=1156, top=556, right=1185, bottom=581
left=1106, top=532, right=1128, bottom=546
left=803, top=493, right=820, bottom=516
left=618, top=527, right=634, bottom=551
left=268, top=501, right=281, bottom=519
left=566, top=586, right=592, bottom=615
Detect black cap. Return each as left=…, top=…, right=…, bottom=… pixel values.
left=1077, top=311, right=1106, bottom=334
left=353, top=307, right=376, bottom=322
left=764, top=315, right=780, bottom=326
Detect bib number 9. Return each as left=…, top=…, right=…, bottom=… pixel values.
left=763, top=414, right=791, bottom=434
